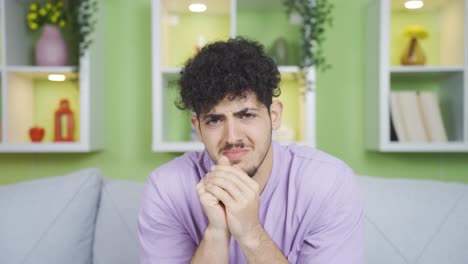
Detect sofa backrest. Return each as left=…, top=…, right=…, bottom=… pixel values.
left=0, top=168, right=102, bottom=264
left=93, top=178, right=145, bottom=264
left=359, top=175, right=468, bottom=264
left=10, top=170, right=463, bottom=264
left=106, top=175, right=468, bottom=264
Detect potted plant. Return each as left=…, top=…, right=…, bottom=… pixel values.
left=26, top=1, right=69, bottom=66
left=25, top=0, right=98, bottom=66
left=283, top=0, right=334, bottom=71
left=66, top=0, right=98, bottom=64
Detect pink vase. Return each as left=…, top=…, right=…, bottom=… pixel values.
left=35, top=24, right=68, bottom=66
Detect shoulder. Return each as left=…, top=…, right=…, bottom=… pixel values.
left=278, top=144, right=363, bottom=229
left=280, top=143, right=353, bottom=180
left=145, top=150, right=212, bottom=201
left=278, top=143, right=359, bottom=204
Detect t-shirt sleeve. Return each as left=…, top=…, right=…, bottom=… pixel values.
left=296, top=168, right=365, bottom=264
left=137, top=170, right=196, bottom=264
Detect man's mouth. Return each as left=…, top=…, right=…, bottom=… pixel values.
left=222, top=148, right=248, bottom=160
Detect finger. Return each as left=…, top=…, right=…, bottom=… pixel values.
left=211, top=165, right=258, bottom=193
left=217, top=155, right=231, bottom=166
left=206, top=170, right=247, bottom=194
left=196, top=182, right=205, bottom=193
left=207, top=175, right=244, bottom=201
left=197, top=182, right=222, bottom=205
left=197, top=177, right=212, bottom=193
left=206, top=183, right=235, bottom=208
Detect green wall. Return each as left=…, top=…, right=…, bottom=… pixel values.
left=0, top=0, right=467, bottom=185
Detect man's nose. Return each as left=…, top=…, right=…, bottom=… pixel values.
left=224, top=119, right=241, bottom=143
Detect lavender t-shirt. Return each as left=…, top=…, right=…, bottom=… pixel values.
left=138, top=142, right=364, bottom=263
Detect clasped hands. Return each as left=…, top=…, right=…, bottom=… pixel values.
left=196, top=156, right=262, bottom=244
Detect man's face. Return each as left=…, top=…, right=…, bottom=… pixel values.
left=191, top=92, right=282, bottom=177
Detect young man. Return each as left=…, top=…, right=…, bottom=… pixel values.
left=138, top=38, right=364, bottom=263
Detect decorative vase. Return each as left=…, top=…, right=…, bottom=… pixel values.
left=400, top=37, right=426, bottom=65
left=269, top=37, right=289, bottom=65
left=35, top=24, right=68, bottom=66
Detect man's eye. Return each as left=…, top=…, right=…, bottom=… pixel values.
left=242, top=113, right=256, bottom=119
left=206, top=119, right=221, bottom=126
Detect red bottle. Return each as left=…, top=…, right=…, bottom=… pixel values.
left=54, top=99, right=75, bottom=142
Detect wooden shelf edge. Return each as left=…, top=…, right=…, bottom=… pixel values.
left=390, top=66, right=465, bottom=73
left=379, top=142, right=468, bottom=152
left=0, top=142, right=98, bottom=153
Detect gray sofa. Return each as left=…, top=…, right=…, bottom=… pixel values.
left=1, top=168, right=467, bottom=264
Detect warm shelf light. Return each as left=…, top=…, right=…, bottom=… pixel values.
left=48, top=74, right=66, bottom=82
left=405, top=0, right=424, bottom=9
left=189, top=3, right=207, bottom=13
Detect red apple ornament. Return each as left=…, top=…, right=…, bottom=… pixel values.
left=29, top=126, right=45, bottom=142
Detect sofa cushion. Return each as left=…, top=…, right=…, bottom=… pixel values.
left=93, top=178, right=145, bottom=264
left=0, top=168, right=102, bottom=264
left=358, top=176, right=468, bottom=264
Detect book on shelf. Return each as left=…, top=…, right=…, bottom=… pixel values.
left=390, top=92, right=407, bottom=141
left=417, top=91, right=448, bottom=142
left=390, top=90, right=448, bottom=143
left=389, top=112, right=398, bottom=142
left=390, top=91, right=428, bottom=143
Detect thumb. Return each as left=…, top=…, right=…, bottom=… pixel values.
left=217, top=155, right=231, bottom=166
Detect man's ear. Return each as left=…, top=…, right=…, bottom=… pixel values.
left=190, top=115, right=202, bottom=140
left=270, top=100, right=283, bottom=130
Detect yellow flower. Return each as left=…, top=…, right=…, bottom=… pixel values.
left=51, top=16, right=58, bottom=23
left=27, top=12, right=38, bottom=20
left=46, top=3, right=52, bottom=10
left=56, top=1, right=64, bottom=8
left=30, top=3, right=38, bottom=11
left=29, top=22, right=38, bottom=30
left=59, top=20, right=66, bottom=28
left=402, top=25, right=429, bottom=39
left=39, top=8, right=47, bottom=16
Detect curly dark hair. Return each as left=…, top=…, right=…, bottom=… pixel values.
left=177, top=37, right=281, bottom=116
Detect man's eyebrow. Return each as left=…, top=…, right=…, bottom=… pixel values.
left=233, top=108, right=259, bottom=117
left=202, top=108, right=259, bottom=120
left=202, top=113, right=224, bottom=121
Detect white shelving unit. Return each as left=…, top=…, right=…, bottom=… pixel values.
left=0, top=0, right=105, bottom=153
left=152, top=0, right=316, bottom=152
left=366, top=0, right=468, bottom=152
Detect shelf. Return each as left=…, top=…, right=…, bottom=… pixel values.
left=3, top=71, right=81, bottom=144
left=6, top=66, right=79, bottom=80
left=390, top=66, right=464, bottom=79
left=161, top=68, right=181, bottom=74
left=152, top=0, right=316, bottom=152
left=0, top=0, right=106, bottom=153
left=390, top=66, right=464, bottom=73
left=278, top=65, right=300, bottom=73
left=380, top=142, right=468, bottom=152
left=0, top=142, right=98, bottom=153
left=366, top=0, right=468, bottom=152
